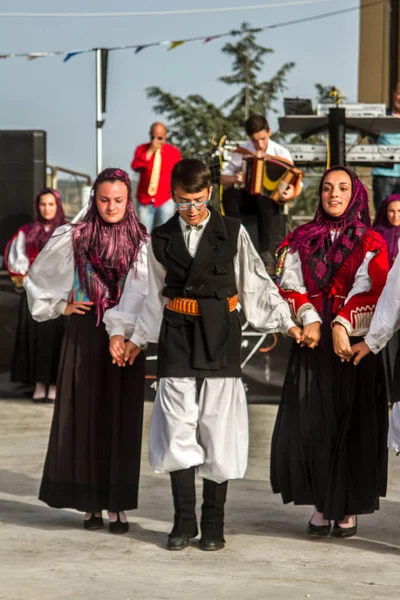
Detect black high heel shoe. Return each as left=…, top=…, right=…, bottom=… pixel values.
left=306, top=520, right=331, bottom=537
left=83, top=514, right=104, bottom=530
left=109, top=513, right=129, bottom=534
left=331, top=516, right=357, bottom=538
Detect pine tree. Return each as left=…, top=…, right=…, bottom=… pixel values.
left=146, top=22, right=295, bottom=159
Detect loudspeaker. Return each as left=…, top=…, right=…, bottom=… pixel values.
left=0, top=130, right=46, bottom=258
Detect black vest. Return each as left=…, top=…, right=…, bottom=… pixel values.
left=151, top=209, right=242, bottom=377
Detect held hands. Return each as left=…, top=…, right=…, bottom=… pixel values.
left=301, top=322, right=321, bottom=349
left=288, top=322, right=320, bottom=349
left=64, top=301, right=94, bottom=316
left=288, top=326, right=303, bottom=344
left=332, top=323, right=353, bottom=362
left=109, top=335, right=126, bottom=366
left=350, top=341, right=371, bottom=366
left=109, top=337, right=142, bottom=367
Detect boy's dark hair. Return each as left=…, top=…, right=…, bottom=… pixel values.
left=171, top=158, right=211, bottom=193
left=245, top=114, right=270, bottom=136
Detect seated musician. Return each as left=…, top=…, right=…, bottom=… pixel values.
left=220, top=114, right=299, bottom=274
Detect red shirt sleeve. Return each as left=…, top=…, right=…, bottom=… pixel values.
left=131, top=144, right=151, bottom=171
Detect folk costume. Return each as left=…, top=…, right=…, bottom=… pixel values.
left=125, top=206, right=296, bottom=545
left=365, top=247, right=400, bottom=454
left=24, top=169, right=148, bottom=519
left=373, top=194, right=400, bottom=404
left=271, top=167, right=390, bottom=521
left=4, top=188, right=66, bottom=391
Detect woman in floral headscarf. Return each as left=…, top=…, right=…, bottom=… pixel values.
left=271, top=167, right=389, bottom=539
left=4, top=188, right=66, bottom=402
left=25, top=168, right=148, bottom=533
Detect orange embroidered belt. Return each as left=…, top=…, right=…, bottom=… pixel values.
left=166, top=295, right=239, bottom=317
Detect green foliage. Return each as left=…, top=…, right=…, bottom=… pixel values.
left=146, top=22, right=295, bottom=159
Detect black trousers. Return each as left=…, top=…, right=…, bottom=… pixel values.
left=169, top=468, right=228, bottom=542
left=222, top=187, right=285, bottom=253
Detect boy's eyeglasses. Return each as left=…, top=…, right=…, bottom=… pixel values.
left=175, top=200, right=209, bottom=211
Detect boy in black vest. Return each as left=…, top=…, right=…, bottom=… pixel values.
left=114, top=159, right=300, bottom=551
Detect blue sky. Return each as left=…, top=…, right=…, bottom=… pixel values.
left=0, top=0, right=361, bottom=178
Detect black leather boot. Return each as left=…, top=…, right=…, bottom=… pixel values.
left=199, top=478, right=228, bottom=551
left=167, top=467, right=198, bottom=550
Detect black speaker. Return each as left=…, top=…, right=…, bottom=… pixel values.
left=0, top=130, right=46, bottom=258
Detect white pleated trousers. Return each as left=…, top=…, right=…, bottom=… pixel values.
left=149, top=377, right=249, bottom=484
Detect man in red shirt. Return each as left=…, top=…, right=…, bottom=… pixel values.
left=131, top=122, right=181, bottom=231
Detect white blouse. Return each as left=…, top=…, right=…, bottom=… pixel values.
left=365, top=248, right=400, bottom=354
left=24, top=224, right=149, bottom=341
left=7, top=230, right=30, bottom=276
left=126, top=221, right=296, bottom=348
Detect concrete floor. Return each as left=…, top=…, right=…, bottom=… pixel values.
left=0, top=399, right=400, bottom=600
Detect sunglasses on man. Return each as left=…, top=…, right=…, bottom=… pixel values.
left=151, top=136, right=164, bottom=141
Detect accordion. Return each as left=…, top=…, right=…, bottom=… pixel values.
left=241, top=154, right=302, bottom=204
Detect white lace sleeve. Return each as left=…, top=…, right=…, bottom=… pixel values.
left=364, top=251, right=400, bottom=353
left=103, top=242, right=149, bottom=339
left=6, top=230, right=30, bottom=276
left=130, top=241, right=168, bottom=347
left=234, top=226, right=296, bottom=334
left=24, top=225, right=74, bottom=322
left=279, top=248, right=321, bottom=326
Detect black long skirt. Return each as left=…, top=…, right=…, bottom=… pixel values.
left=39, top=310, right=145, bottom=512
left=11, top=292, right=65, bottom=385
left=270, top=332, right=388, bottom=521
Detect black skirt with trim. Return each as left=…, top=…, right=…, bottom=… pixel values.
left=39, top=311, right=145, bottom=512
left=11, top=292, right=65, bottom=386
left=270, top=330, right=388, bottom=521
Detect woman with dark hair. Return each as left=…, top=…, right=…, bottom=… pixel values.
left=271, top=166, right=389, bottom=538
left=373, top=194, right=400, bottom=404
left=4, top=188, right=66, bottom=402
left=24, top=168, right=148, bottom=533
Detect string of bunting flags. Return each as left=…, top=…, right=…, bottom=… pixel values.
left=0, top=1, right=384, bottom=63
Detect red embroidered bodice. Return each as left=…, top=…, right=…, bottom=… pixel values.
left=277, top=229, right=389, bottom=334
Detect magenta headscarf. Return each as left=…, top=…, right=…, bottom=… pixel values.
left=72, top=167, right=148, bottom=324
left=373, top=194, right=400, bottom=264
left=25, top=188, right=66, bottom=260
left=288, top=166, right=371, bottom=289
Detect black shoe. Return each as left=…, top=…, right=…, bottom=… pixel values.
left=32, top=397, right=47, bottom=403
left=199, top=538, right=225, bottom=551
left=109, top=514, right=129, bottom=535
left=331, top=517, right=357, bottom=538
left=167, top=535, right=192, bottom=551
left=83, top=514, right=104, bottom=530
left=306, top=520, right=331, bottom=537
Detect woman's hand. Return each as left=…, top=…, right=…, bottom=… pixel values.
left=332, top=323, right=354, bottom=362
left=351, top=341, right=371, bottom=365
left=123, top=341, right=142, bottom=366
left=288, top=325, right=303, bottom=344
left=109, top=335, right=126, bottom=366
left=301, top=322, right=321, bottom=349
left=64, top=301, right=93, bottom=316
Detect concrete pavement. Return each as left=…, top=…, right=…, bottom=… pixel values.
left=1, top=399, right=400, bottom=600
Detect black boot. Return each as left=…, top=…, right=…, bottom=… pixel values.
left=199, top=478, right=228, bottom=551
left=167, top=467, right=198, bottom=551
